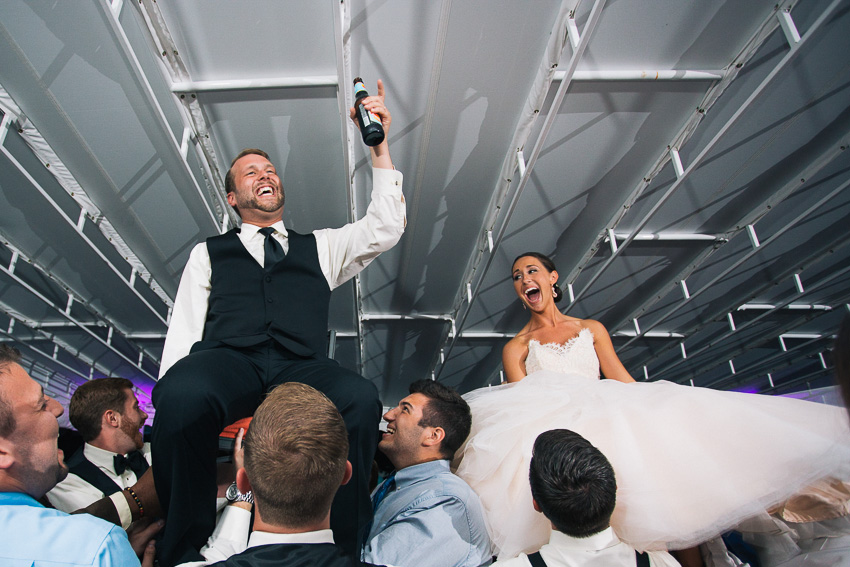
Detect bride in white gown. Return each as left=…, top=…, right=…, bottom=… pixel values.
left=453, top=252, right=850, bottom=560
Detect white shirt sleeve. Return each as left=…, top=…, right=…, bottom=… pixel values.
left=174, top=505, right=252, bottom=566
left=316, top=167, right=405, bottom=290
left=159, top=243, right=212, bottom=377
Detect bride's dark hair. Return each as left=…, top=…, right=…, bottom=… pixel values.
left=513, top=252, right=564, bottom=303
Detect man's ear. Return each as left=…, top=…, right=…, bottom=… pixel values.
left=235, top=467, right=252, bottom=494
left=226, top=192, right=237, bottom=207
left=0, top=438, right=14, bottom=470
left=103, top=409, right=120, bottom=429
left=422, top=426, right=445, bottom=449
left=341, top=460, right=353, bottom=486
left=532, top=498, right=542, bottom=513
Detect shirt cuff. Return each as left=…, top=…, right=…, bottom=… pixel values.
left=371, top=167, right=403, bottom=195
left=109, top=490, right=133, bottom=529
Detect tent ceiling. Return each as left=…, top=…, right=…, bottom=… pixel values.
left=0, top=0, right=847, bottom=420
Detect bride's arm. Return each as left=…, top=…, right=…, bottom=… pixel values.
left=586, top=320, right=636, bottom=383
left=502, top=338, right=528, bottom=383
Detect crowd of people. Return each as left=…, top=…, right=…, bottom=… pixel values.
left=2, top=81, right=850, bottom=567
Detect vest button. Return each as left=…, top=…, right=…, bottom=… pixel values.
left=265, top=276, right=271, bottom=282
left=267, top=298, right=273, bottom=303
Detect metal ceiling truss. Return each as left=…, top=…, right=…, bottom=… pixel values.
left=1, top=307, right=114, bottom=384
left=561, top=1, right=799, bottom=287
left=0, top=242, right=159, bottom=383
left=107, top=0, right=227, bottom=232
left=0, top=233, right=163, bottom=366
left=563, top=0, right=837, bottom=313
left=673, top=311, right=835, bottom=386
left=0, top=121, right=170, bottom=328
left=705, top=330, right=835, bottom=391
left=332, top=0, right=368, bottom=373
left=627, top=242, right=850, bottom=381
left=653, top=259, right=850, bottom=381
left=616, top=133, right=850, bottom=341
left=1, top=314, right=153, bottom=407
left=434, top=0, right=605, bottom=380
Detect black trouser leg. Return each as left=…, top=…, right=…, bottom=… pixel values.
left=268, top=356, right=382, bottom=556
left=152, top=348, right=264, bottom=567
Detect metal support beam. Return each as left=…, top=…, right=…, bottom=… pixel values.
left=567, top=0, right=843, bottom=311
left=0, top=138, right=168, bottom=326
left=622, top=147, right=850, bottom=349
left=97, top=0, right=219, bottom=229
left=0, top=260, right=157, bottom=382
left=436, top=0, right=607, bottom=380
left=171, top=76, right=338, bottom=93
left=556, top=69, right=724, bottom=82
left=656, top=263, right=850, bottom=379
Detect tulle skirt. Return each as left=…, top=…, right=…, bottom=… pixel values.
left=452, top=371, right=850, bottom=559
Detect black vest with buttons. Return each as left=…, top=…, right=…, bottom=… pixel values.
left=200, top=228, right=331, bottom=358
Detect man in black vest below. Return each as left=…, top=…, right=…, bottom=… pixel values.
left=152, top=81, right=404, bottom=566
left=176, top=382, right=390, bottom=567
left=47, top=377, right=151, bottom=530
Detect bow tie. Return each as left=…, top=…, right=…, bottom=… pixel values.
left=114, top=450, right=149, bottom=477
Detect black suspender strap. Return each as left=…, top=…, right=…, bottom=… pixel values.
left=527, top=551, right=547, bottom=567
left=635, top=550, right=650, bottom=567
left=66, top=448, right=123, bottom=497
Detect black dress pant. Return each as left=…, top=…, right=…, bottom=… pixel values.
left=151, top=341, right=381, bottom=567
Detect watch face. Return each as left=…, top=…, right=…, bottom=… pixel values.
left=226, top=482, right=239, bottom=502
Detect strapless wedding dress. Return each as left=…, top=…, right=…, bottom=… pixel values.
left=453, top=328, right=850, bottom=558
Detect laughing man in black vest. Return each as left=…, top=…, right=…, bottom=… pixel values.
left=152, top=80, right=404, bottom=567
left=47, top=377, right=151, bottom=529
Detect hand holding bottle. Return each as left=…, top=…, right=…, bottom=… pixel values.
left=350, top=79, right=391, bottom=146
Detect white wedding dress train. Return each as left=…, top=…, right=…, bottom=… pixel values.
left=453, top=328, right=850, bottom=558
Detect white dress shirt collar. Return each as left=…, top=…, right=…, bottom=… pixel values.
left=548, top=526, right=620, bottom=552
left=240, top=220, right=288, bottom=240
left=83, top=442, right=123, bottom=474
left=247, top=528, right=334, bottom=548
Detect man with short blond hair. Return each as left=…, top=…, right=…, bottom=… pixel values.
left=179, top=382, right=389, bottom=566
left=47, top=378, right=151, bottom=524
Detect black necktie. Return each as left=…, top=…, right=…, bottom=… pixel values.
left=258, top=227, right=285, bottom=269
left=114, top=450, right=149, bottom=477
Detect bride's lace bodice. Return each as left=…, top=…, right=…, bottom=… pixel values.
left=524, top=327, right=599, bottom=381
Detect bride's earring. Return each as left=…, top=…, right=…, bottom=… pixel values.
left=552, top=285, right=557, bottom=298
left=521, top=299, right=527, bottom=310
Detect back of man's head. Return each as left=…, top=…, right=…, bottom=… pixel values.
left=529, top=429, right=617, bottom=538
left=69, top=378, right=134, bottom=442
left=0, top=344, right=22, bottom=438
left=408, top=379, right=471, bottom=459
left=244, top=382, right=348, bottom=529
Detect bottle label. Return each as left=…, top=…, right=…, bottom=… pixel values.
left=358, top=104, right=381, bottom=126
left=354, top=80, right=367, bottom=94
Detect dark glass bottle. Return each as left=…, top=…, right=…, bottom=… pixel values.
left=353, top=77, right=385, bottom=147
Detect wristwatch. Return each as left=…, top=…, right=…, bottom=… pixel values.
left=225, top=481, right=254, bottom=505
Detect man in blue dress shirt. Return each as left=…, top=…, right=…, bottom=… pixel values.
left=362, top=380, right=492, bottom=567
left=0, top=344, right=159, bottom=566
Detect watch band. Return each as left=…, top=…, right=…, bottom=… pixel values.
left=225, top=481, right=254, bottom=505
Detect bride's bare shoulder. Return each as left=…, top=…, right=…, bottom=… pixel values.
left=578, top=319, right=610, bottom=339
